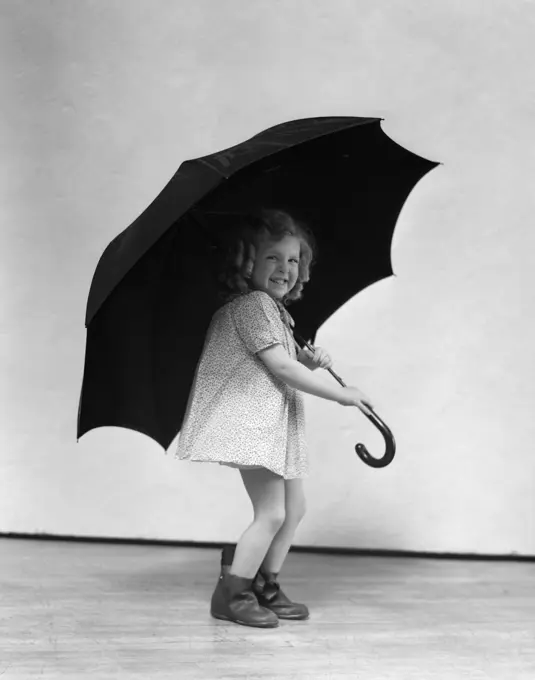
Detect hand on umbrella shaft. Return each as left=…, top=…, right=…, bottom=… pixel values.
left=297, top=346, right=333, bottom=371
left=338, top=386, right=375, bottom=414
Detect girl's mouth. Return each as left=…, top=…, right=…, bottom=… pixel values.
left=270, top=279, right=287, bottom=286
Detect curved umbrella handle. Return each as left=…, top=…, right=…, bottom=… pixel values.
left=293, top=332, right=396, bottom=468
left=353, top=405, right=396, bottom=468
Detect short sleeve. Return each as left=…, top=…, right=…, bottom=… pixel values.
left=231, top=291, right=284, bottom=355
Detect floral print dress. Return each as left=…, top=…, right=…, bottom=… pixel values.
left=174, top=290, right=309, bottom=479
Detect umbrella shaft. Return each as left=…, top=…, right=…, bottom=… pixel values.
left=326, top=366, right=346, bottom=387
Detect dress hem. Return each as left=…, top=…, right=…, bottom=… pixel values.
left=173, top=455, right=308, bottom=479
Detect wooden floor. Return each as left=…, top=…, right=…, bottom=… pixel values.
left=1, top=538, right=534, bottom=679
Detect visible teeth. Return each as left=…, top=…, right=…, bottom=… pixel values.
left=271, top=279, right=286, bottom=284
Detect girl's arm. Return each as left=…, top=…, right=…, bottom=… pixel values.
left=297, top=347, right=315, bottom=369
left=258, top=344, right=346, bottom=403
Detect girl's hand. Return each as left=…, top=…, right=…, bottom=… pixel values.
left=337, top=386, right=375, bottom=415
left=297, top=346, right=333, bottom=371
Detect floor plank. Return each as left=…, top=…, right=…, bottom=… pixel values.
left=1, top=538, right=534, bottom=679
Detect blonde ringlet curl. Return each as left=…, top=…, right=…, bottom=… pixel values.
left=216, top=208, right=317, bottom=307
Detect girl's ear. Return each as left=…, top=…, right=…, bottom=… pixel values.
left=243, top=242, right=255, bottom=278
left=234, top=239, right=245, bottom=269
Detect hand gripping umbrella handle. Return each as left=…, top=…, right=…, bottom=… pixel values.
left=293, top=332, right=396, bottom=468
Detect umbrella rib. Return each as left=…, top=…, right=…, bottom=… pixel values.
left=195, top=158, right=229, bottom=179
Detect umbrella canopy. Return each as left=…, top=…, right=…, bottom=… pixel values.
left=78, top=116, right=438, bottom=450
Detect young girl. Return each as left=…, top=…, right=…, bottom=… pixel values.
left=175, top=209, right=374, bottom=628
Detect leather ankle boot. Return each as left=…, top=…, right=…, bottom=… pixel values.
left=210, top=545, right=279, bottom=628
left=252, top=566, right=309, bottom=620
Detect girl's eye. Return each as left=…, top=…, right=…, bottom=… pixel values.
left=268, top=256, right=299, bottom=263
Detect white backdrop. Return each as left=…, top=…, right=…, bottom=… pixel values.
left=1, top=0, right=534, bottom=556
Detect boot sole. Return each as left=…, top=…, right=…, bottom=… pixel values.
left=211, top=611, right=279, bottom=628
left=275, top=613, right=309, bottom=620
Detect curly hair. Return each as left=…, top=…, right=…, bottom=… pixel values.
left=214, top=209, right=317, bottom=307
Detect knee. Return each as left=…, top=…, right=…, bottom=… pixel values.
left=293, top=499, right=307, bottom=523
left=283, top=479, right=307, bottom=524
left=286, top=496, right=306, bottom=524
left=256, top=509, right=286, bottom=533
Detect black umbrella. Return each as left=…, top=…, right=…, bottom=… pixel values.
left=77, top=116, right=438, bottom=468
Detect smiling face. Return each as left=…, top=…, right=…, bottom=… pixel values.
left=250, top=234, right=301, bottom=300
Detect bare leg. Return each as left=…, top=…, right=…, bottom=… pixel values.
left=229, top=468, right=286, bottom=579
left=262, top=478, right=306, bottom=574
